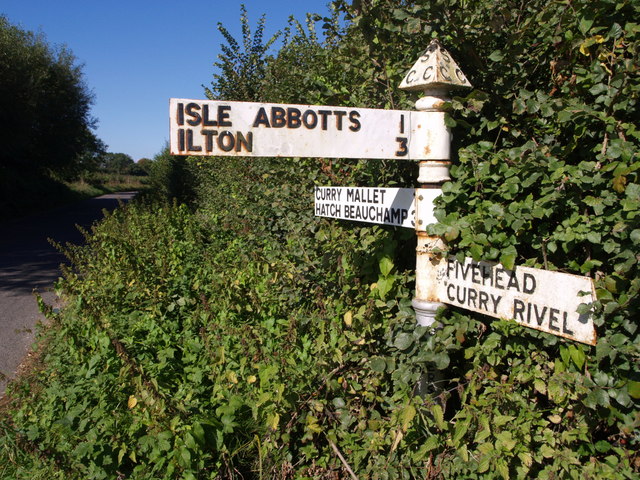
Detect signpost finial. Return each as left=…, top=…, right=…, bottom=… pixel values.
left=399, top=38, right=472, bottom=92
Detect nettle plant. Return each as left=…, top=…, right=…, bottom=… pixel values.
left=2, top=1, right=638, bottom=479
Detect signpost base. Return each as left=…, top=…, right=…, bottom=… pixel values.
left=412, top=298, right=444, bottom=328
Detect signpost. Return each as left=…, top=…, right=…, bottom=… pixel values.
left=170, top=39, right=598, bottom=346
left=169, top=99, right=449, bottom=160
left=435, top=257, right=596, bottom=345
left=314, top=186, right=440, bottom=230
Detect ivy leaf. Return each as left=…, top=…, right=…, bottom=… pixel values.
left=370, top=356, right=386, bottom=372
left=628, top=380, right=640, bottom=399
left=569, top=344, right=586, bottom=370
left=394, top=332, right=414, bottom=351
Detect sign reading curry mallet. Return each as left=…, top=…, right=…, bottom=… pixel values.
left=314, top=187, right=440, bottom=230
left=169, top=99, right=449, bottom=160
left=434, top=257, right=597, bottom=345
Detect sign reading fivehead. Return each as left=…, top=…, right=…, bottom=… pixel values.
left=169, top=99, right=450, bottom=160
left=435, top=257, right=597, bottom=345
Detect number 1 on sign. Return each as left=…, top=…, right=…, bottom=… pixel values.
left=396, top=114, right=408, bottom=157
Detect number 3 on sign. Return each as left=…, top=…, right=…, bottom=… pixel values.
left=395, top=114, right=408, bottom=157
left=395, top=137, right=408, bottom=157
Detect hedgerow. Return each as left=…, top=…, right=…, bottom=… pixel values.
left=1, top=0, right=638, bottom=478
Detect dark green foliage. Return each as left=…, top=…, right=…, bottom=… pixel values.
left=0, top=16, right=108, bottom=219
left=100, top=152, right=135, bottom=174
left=2, top=1, right=639, bottom=478
left=148, top=146, right=197, bottom=204
left=0, top=16, right=97, bottom=178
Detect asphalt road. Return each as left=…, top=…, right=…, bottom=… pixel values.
left=0, top=192, right=136, bottom=396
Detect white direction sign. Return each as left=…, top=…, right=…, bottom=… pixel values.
left=435, top=257, right=597, bottom=345
left=170, top=99, right=449, bottom=160
left=314, top=187, right=440, bottom=230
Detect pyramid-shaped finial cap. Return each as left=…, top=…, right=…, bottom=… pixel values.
left=399, top=39, right=472, bottom=91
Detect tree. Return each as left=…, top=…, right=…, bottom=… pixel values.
left=0, top=15, right=98, bottom=177
left=100, top=152, right=134, bottom=174
left=205, top=4, right=281, bottom=101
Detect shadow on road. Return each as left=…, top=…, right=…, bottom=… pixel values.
left=0, top=192, right=137, bottom=395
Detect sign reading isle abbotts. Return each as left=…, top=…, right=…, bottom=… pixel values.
left=170, top=99, right=449, bottom=160
left=435, top=257, right=597, bottom=345
left=314, top=187, right=440, bottom=230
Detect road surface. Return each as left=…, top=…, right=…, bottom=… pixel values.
left=0, top=192, right=136, bottom=396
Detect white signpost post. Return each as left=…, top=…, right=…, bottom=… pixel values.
left=169, top=39, right=597, bottom=347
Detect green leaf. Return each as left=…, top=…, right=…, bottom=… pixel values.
left=394, top=333, right=414, bottom=351
left=370, top=356, right=387, bottom=372
left=579, top=16, right=594, bottom=34
left=488, top=50, right=504, bottom=62
left=452, top=418, right=470, bottom=446
left=628, top=380, right=640, bottom=399
left=568, top=344, right=586, bottom=369
left=379, top=255, right=394, bottom=276
left=477, top=453, right=491, bottom=473
left=496, top=459, right=510, bottom=480
left=399, top=404, right=416, bottom=432
left=432, top=404, right=446, bottom=431
left=500, top=252, right=517, bottom=270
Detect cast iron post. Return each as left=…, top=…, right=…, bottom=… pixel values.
left=399, top=39, right=471, bottom=327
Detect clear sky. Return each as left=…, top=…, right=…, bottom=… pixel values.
left=1, top=0, right=333, bottom=161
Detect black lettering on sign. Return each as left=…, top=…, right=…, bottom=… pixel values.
left=271, top=107, right=286, bottom=128
left=253, top=107, right=270, bottom=128
left=506, top=272, right=520, bottom=291
left=186, top=103, right=201, bottom=126
left=202, top=104, right=217, bottom=127
left=318, top=110, right=331, bottom=130
left=523, top=273, right=536, bottom=294
left=395, top=137, right=408, bottom=157
left=468, top=288, right=478, bottom=308
left=333, top=110, right=347, bottom=130
left=303, top=110, right=318, bottom=129
left=201, top=104, right=232, bottom=127
left=399, top=114, right=405, bottom=134
left=447, top=284, right=455, bottom=302
left=235, top=131, right=253, bottom=152
left=177, top=103, right=184, bottom=126
left=349, top=111, right=361, bottom=132
left=478, top=291, right=489, bottom=311
left=471, top=264, right=481, bottom=284
left=218, top=131, right=235, bottom=152
left=178, top=128, right=185, bottom=151
left=287, top=108, right=301, bottom=128
left=495, top=268, right=505, bottom=289
left=186, top=129, right=201, bottom=151
left=513, top=299, right=526, bottom=322
left=201, top=129, right=218, bottom=152
left=562, top=312, right=574, bottom=335
left=549, top=308, right=560, bottom=332
left=218, top=105, right=232, bottom=127
left=422, top=65, right=434, bottom=82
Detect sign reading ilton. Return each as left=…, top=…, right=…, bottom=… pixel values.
left=435, top=257, right=597, bottom=345
left=169, top=99, right=449, bottom=160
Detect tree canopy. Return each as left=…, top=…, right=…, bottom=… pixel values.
left=0, top=15, right=99, bottom=178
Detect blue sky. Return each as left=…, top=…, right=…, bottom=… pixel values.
left=1, top=0, right=334, bottom=161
